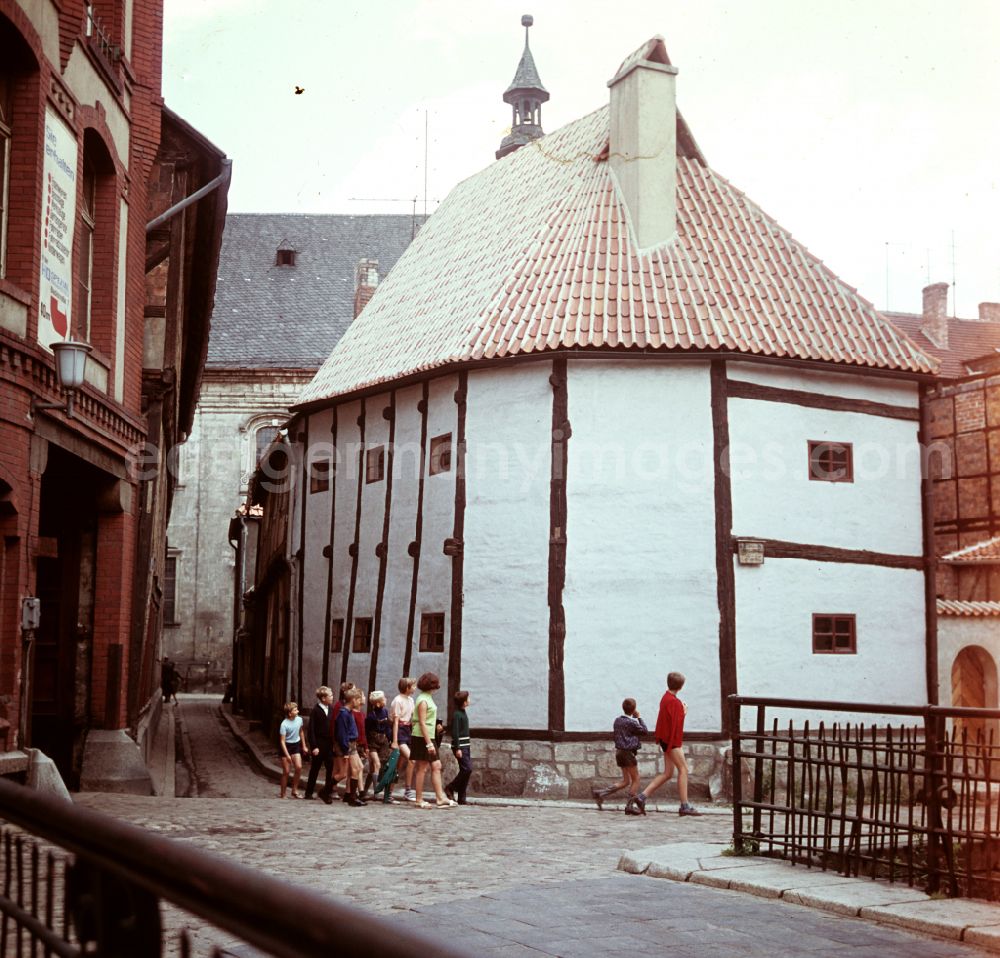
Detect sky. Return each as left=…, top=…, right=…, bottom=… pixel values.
left=162, top=0, right=1000, bottom=318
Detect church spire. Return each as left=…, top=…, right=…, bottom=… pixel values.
left=496, top=15, right=550, bottom=160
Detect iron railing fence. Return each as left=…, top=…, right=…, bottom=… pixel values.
left=0, top=778, right=465, bottom=958
left=730, top=695, right=1000, bottom=902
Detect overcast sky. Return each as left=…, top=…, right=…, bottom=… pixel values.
left=163, top=0, right=999, bottom=318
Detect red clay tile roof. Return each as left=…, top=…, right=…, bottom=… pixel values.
left=298, top=104, right=936, bottom=407
left=942, top=536, right=1000, bottom=563
left=937, top=599, right=1000, bottom=617
left=884, top=312, right=1000, bottom=379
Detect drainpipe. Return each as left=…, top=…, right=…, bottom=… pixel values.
left=145, top=160, right=232, bottom=233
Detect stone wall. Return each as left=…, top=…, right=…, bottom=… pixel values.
left=436, top=738, right=733, bottom=802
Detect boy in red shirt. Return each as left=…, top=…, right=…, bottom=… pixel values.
left=630, top=672, right=702, bottom=816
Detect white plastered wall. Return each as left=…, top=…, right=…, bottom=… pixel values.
left=463, top=364, right=552, bottom=728
left=300, top=408, right=334, bottom=695
left=375, top=383, right=423, bottom=693
left=727, top=362, right=920, bottom=408
left=735, top=559, right=926, bottom=725
left=407, top=375, right=459, bottom=685
left=345, top=391, right=392, bottom=691
left=328, top=400, right=362, bottom=683
left=727, top=378, right=923, bottom=556
left=564, top=360, right=720, bottom=732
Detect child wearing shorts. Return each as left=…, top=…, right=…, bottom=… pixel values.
left=334, top=687, right=366, bottom=807
left=365, top=691, right=393, bottom=799
left=390, top=677, right=417, bottom=801
left=592, top=698, right=646, bottom=810
left=279, top=702, right=307, bottom=799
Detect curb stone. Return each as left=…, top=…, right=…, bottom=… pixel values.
left=620, top=844, right=1000, bottom=953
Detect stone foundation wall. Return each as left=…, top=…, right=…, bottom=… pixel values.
left=437, top=738, right=736, bottom=801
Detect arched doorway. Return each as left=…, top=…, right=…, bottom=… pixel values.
left=951, top=645, right=999, bottom=747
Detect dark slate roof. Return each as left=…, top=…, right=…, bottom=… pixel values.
left=884, top=311, right=1000, bottom=379
left=208, top=213, right=425, bottom=368
left=505, top=41, right=547, bottom=96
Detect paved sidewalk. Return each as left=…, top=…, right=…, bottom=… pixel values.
left=620, top=841, right=1000, bottom=953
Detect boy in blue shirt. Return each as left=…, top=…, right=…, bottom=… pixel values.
left=592, top=698, right=647, bottom=811
left=334, top=688, right=366, bottom=807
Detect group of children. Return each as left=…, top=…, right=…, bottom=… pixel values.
left=277, top=669, right=703, bottom=816
left=277, top=674, right=473, bottom=808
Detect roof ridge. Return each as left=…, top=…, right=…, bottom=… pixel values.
left=941, top=535, right=1000, bottom=561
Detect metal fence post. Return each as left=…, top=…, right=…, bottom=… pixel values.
left=730, top=696, right=743, bottom=848
left=753, top=704, right=766, bottom=842
left=924, top=708, right=943, bottom=895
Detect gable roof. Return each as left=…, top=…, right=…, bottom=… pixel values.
left=942, top=536, right=1000, bottom=563
left=883, top=311, right=1000, bottom=379
left=298, top=103, right=936, bottom=408
left=208, top=213, right=424, bottom=369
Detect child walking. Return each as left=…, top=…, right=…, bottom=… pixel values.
left=390, top=677, right=417, bottom=801
left=334, top=687, right=366, bottom=807
left=445, top=690, right=473, bottom=805
left=279, top=702, right=307, bottom=799
left=365, top=691, right=394, bottom=800
left=592, top=698, right=647, bottom=810
left=631, top=672, right=703, bottom=816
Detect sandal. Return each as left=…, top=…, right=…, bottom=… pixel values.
left=289, top=792, right=300, bottom=799
left=414, top=800, right=434, bottom=809
left=435, top=799, right=458, bottom=808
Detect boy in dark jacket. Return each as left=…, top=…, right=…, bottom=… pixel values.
left=593, top=698, right=647, bottom=811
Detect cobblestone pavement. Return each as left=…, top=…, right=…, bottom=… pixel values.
left=73, top=696, right=993, bottom=958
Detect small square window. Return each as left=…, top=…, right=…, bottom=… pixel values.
left=429, top=433, right=452, bottom=475
left=365, top=446, right=385, bottom=484
left=812, top=613, right=856, bottom=654
left=353, top=617, right=372, bottom=654
left=419, top=612, right=445, bottom=653
left=808, top=441, right=853, bottom=482
left=309, top=459, right=332, bottom=493
left=276, top=248, right=296, bottom=267
left=330, top=618, right=343, bottom=654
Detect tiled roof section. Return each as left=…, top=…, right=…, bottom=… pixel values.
left=884, top=311, right=1000, bottom=379
left=208, top=213, right=424, bottom=369
left=298, top=106, right=936, bottom=406
left=937, top=599, right=1000, bottom=617
left=942, top=536, right=1000, bottom=563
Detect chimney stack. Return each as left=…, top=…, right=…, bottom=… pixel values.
left=607, top=37, right=677, bottom=250
left=921, top=282, right=949, bottom=349
left=979, top=302, right=1000, bottom=324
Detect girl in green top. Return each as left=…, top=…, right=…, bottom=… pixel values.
left=411, top=672, right=456, bottom=808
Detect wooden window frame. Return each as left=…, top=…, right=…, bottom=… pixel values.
left=352, top=617, right=373, bottom=654
left=365, top=446, right=385, bottom=484
left=76, top=156, right=97, bottom=342
left=812, top=613, right=856, bottom=654
left=419, top=612, right=445, bottom=653
left=0, top=71, right=10, bottom=280
left=808, top=441, right=853, bottom=483
left=429, top=433, right=452, bottom=476
left=330, top=618, right=344, bottom=654
left=275, top=248, right=296, bottom=267
left=309, top=458, right=332, bottom=494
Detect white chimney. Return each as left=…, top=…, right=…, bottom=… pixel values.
left=607, top=37, right=677, bottom=250
left=921, top=282, right=949, bottom=349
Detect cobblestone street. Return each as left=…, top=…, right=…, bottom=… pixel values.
left=75, top=696, right=995, bottom=957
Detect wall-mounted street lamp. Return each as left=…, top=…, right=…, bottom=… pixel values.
left=32, top=340, right=92, bottom=419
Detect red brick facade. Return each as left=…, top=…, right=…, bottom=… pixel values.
left=0, top=1, right=227, bottom=786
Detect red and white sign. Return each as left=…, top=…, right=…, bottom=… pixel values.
left=38, top=107, right=77, bottom=352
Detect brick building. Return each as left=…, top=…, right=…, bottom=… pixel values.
left=0, top=0, right=228, bottom=789
left=887, top=285, right=1000, bottom=719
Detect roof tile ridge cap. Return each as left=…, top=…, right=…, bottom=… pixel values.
left=706, top=161, right=935, bottom=374
left=570, top=157, right=613, bottom=350
left=667, top=166, right=711, bottom=350
left=675, top=159, right=735, bottom=349
left=942, top=535, right=1000, bottom=560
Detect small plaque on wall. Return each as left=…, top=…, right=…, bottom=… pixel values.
left=737, top=539, right=765, bottom=565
